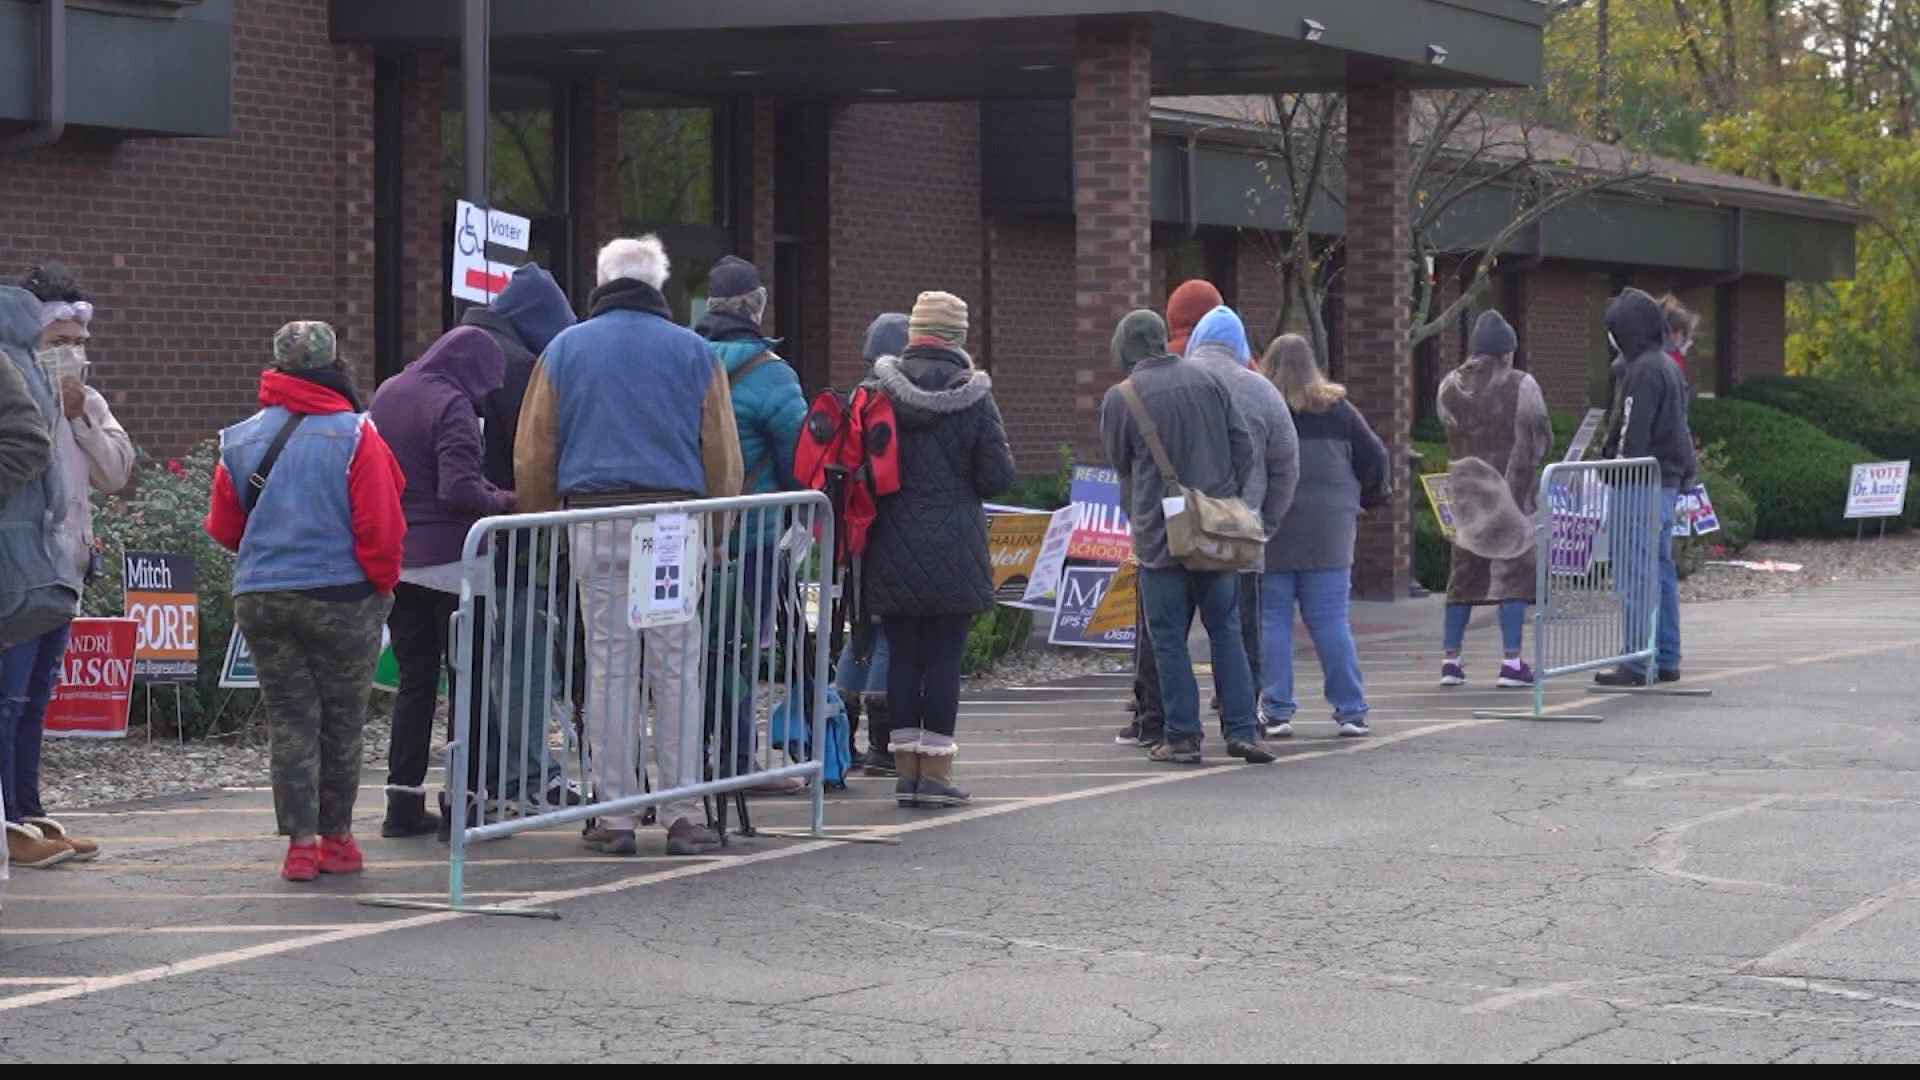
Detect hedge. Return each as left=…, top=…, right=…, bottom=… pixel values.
left=1689, top=397, right=1916, bottom=538
left=1731, top=375, right=1920, bottom=467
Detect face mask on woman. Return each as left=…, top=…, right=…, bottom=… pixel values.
left=36, top=342, right=88, bottom=384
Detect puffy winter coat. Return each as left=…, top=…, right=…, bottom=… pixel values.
left=862, top=345, right=1017, bottom=617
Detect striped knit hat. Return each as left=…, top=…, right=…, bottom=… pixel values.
left=908, top=291, right=968, bottom=348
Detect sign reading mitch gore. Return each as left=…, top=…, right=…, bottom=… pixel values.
left=123, top=551, right=199, bottom=681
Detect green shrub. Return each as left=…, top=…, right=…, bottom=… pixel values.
left=1689, top=398, right=1915, bottom=539
left=1004, top=445, right=1074, bottom=511
left=85, top=441, right=257, bottom=738
left=963, top=606, right=1034, bottom=675
left=1732, top=375, right=1920, bottom=466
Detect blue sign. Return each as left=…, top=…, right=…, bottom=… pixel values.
left=1047, top=566, right=1135, bottom=650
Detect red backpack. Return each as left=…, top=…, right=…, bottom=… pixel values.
left=795, top=384, right=900, bottom=564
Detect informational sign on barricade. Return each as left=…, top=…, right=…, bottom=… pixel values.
left=1844, top=460, right=1911, bottom=520
left=1066, top=466, right=1131, bottom=563
left=1546, top=478, right=1606, bottom=576
left=44, top=618, right=138, bottom=738
left=628, top=512, right=706, bottom=629
left=449, top=199, right=532, bottom=304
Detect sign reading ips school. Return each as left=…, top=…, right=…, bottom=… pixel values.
left=1845, top=460, right=1911, bottom=519
left=124, top=551, right=198, bottom=682
left=44, top=618, right=138, bottom=738
left=450, top=200, right=532, bottom=304
left=1067, top=466, right=1131, bottom=563
left=1048, top=566, right=1135, bottom=650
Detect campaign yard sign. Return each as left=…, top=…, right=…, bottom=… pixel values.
left=124, top=551, right=199, bottom=681
left=1845, top=461, right=1911, bottom=520
left=986, top=509, right=1051, bottom=606
left=44, top=618, right=138, bottom=738
left=1066, top=465, right=1131, bottom=563
left=1048, top=566, right=1135, bottom=650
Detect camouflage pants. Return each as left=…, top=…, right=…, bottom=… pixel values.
left=235, top=591, right=391, bottom=838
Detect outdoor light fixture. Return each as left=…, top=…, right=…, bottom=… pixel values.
left=568, top=47, right=603, bottom=56
left=730, top=69, right=760, bottom=77
left=1300, top=18, right=1326, bottom=42
left=1427, top=44, right=1449, bottom=65
left=863, top=87, right=898, bottom=95
left=1020, top=63, right=1054, bottom=72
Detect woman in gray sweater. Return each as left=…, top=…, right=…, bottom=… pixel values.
left=1257, top=335, right=1390, bottom=738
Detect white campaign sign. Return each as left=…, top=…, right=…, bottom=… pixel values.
left=1017, top=507, right=1078, bottom=612
left=1844, top=460, right=1911, bottom=520
left=450, top=199, right=532, bottom=304
left=629, top=513, right=705, bottom=629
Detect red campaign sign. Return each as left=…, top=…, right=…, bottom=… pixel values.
left=44, top=618, right=138, bottom=739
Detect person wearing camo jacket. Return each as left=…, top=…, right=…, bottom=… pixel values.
left=204, top=321, right=406, bottom=883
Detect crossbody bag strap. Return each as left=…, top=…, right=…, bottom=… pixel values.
left=244, top=413, right=307, bottom=515
left=1115, top=380, right=1182, bottom=491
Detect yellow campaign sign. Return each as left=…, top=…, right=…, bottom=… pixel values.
left=988, top=511, right=1051, bottom=604
left=1086, top=559, right=1138, bottom=637
left=1420, top=473, right=1458, bottom=542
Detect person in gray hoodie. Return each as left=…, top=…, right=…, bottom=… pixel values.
left=1101, top=310, right=1269, bottom=767
left=1595, top=287, right=1694, bottom=687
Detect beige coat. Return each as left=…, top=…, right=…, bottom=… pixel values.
left=52, top=386, right=134, bottom=577
left=1437, top=353, right=1551, bottom=605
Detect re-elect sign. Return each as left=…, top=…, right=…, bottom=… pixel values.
left=45, top=618, right=138, bottom=738
left=124, top=550, right=199, bottom=681
left=1067, top=465, right=1130, bottom=563
left=1845, top=460, right=1911, bottom=520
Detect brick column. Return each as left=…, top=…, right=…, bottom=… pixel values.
left=400, top=52, right=447, bottom=362
left=573, top=74, right=620, bottom=297
left=1343, top=77, right=1413, bottom=601
left=332, top=44, right=377, bottom=392
left=1073, top=24, right=1153, bottom=463
left=732, top=94, right=777, bottom=324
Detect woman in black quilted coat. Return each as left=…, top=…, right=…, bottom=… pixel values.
left=863, top=291, right=1016, bottom=809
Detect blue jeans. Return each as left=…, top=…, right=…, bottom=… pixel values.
left=0, top=623, right=71, bottom=823
left=1260, top=569, right=1367, bottom=723
left=1443, top=601, right=1528, bottom=657
left=1621, top=486, right=1682, bottom=674
left=837, top=626, right=891, bottom=698
left=485, top=586, right=564, bottom=800
left=1140, top=567, right=1256, bottom=743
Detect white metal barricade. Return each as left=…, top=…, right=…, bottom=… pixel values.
left=1476, top=457, right=1710, bottom=722
left=372, top=491, right=848, bottom=914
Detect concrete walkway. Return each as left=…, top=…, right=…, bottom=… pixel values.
left=3, top=576, right=1918, bottom=1061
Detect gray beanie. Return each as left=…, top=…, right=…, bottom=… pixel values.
left=1470, top=309, right=1518, bottom=357
left=861, top=313, right=909, bottom=369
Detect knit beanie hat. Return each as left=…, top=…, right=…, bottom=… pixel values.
left=1166, top=279, right=1224, bottom=354
left=273, top=321, right=337, bottom=371
left=708, top=256, right=762, bottom=299
left=1111, top=309, right=1169, bottom=373
left=862, top=313, right=909, bottom=369
left=1470, top=309, right=1518, bottom=357
left=908, top=291, right=968, bottom=347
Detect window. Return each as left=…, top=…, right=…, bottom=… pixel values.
left=617, top=96, right=723, bottom=226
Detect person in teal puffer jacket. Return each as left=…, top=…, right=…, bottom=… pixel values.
left=694, top=256, right=809, bottom=791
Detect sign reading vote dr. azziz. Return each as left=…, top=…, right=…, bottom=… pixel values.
left=1845, top=460, right=1911, bottom=520
left=123, top=551, right=198, bottom=682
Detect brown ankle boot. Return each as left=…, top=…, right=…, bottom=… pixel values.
left=892, top=748, right=921, bottom=808
left=6, top=821, right=75, bottom=869
left=915, top=752, right=970, bottom=808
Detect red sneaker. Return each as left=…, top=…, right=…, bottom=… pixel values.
left=318, top=835, right=364, bottom=875
left=282, top=842, right=321, bottom=882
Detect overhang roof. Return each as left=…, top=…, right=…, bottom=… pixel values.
left=329, top=0, right=1548, bottom=98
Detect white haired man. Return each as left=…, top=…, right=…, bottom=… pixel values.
left=515, top=236, right=744, bottom=856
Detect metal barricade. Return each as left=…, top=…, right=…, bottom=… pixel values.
left=376, top=491, right=845, bottom=914
left=1475, top=457, right=1710, bottom=723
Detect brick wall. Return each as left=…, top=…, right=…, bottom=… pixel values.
left=1342, top=80, right=1413, bottom=600
left=0, top=0, right=374, bottom=458
left=733, top=94, right=777, bottom=329
left=1236, top=234, right=1285, bottom=354
left=1517, top=264, right=1598, bottom=413
left=826, top=102, right=983, bottom=389
left=399, top=53, right=446, bottom=366
left=1072, top=24, right=1153, bottom=461
left=985, top=217, right=1078, bottom=474
left=1734, top=277, right=1787, bottom=381
left=573, top=75, right=620, bottom=295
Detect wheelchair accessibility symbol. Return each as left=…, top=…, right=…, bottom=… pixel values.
left=457, top=205, right=484, bottom=257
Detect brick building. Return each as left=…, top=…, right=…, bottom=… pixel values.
left=0, top=0, right=1862, bottom=597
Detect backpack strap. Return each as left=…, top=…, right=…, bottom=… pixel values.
left=730, top=351, right=782, bottom=493
left=244, top=413, right=306, bottom=515
left=1114, top=381, right=1182, bottom=491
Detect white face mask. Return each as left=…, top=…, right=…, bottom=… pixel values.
left=36, top=343, right=88, bottom=384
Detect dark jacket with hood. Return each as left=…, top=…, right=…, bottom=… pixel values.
left=0, top=285, right=76, bottom=648
left=1602, top=288, right=1696, bottom=489
left=369, top=326, right=514, bottom=568
left=463, top=264, right=576, bottom=492
left=863, top=344, right=1017, bottom=617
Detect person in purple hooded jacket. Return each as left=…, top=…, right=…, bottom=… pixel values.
left=368, top=326, right=514, bottom=839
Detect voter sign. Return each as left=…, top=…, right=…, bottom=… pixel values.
left=123, top=550, right=199, bottom=681
left=44, top=617, right=138, bottom=738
